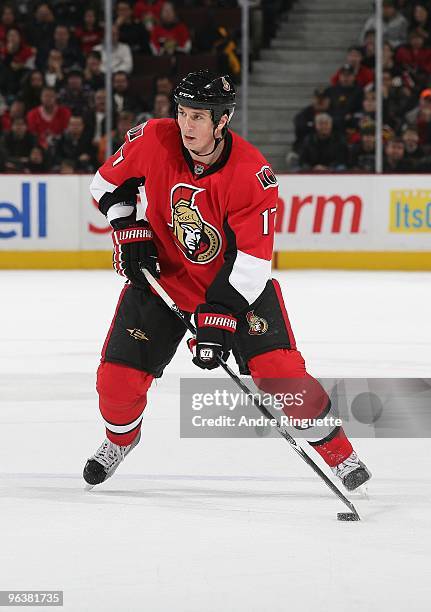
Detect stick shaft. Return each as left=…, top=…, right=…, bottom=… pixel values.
left=143, top=270, right=360, bottom=518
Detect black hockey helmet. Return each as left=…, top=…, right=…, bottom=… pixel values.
left=174, top=70, right=236, bottom=128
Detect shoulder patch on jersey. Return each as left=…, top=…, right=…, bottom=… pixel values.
left=127, top=122, right=147, bottom=142
left=256, top=165, right=278, bottom=190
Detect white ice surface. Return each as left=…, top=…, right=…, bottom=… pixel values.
left=0, top=270, right=430, bottom=612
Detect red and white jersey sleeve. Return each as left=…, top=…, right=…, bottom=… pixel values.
left=206, top=162, right=278, bottom=313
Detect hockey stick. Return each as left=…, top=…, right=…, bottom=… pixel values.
left=143, top=269, right=360, bottom=519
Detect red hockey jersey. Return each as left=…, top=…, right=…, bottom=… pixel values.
left=90, top=118, right=278, bottom=313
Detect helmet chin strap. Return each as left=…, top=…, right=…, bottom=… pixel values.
left=190, top=126, right=223, bottom=157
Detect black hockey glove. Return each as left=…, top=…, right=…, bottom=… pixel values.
left=99, top=176, right=145, bottom=230
left=191, top=304, right=237, bottom=370
left=112, top=221, right=160, bottom=288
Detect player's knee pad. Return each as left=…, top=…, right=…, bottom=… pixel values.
left=97, top=361, right=154, bottom=405
left=248, top=348, right=307, bottom=383
left=248, top=348, right=330, bottom=423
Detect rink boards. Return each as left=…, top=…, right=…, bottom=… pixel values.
left=0, top=174, right=430, bottom=270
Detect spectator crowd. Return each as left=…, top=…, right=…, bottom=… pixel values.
left=0, top=0, right=242, bottom=173
left=289, top=0, right=431, bottom=173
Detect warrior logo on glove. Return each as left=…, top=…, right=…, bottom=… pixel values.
left=168, top=183, right=221, bottom=264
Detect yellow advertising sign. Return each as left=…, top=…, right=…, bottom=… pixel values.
left=390, top=190, right=431, bottom=232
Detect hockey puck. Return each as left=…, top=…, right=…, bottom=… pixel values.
left=337, top=512, right=360, bottom=521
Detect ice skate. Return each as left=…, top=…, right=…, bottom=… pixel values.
left=83, top=432, right=141, bottom=488
left=331, top=451, right=371, bottom=491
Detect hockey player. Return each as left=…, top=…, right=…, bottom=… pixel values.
left=84, top=70, right=371, bottom=491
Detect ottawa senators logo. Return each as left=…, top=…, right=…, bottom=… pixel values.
left=256, top=165, right=278, bottom=190
left=168, top=183, right=221, bottom=264
left=246, top=311, right=268, bottom=335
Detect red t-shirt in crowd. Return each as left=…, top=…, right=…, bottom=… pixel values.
left=26, top=105, right=72, bottom=148
left=150, top=22, right=191, bottom=55
left=0, top=43, right=35, bottom=66
left=395, top=46, right=431, bottom=74
left=331, top=65, right=374, bottom=88
left=74, top=27, right=103, bottom=54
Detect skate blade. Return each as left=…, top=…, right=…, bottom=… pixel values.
left=84, top=483, right=95, bottom=491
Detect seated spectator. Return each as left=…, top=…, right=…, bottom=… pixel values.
left=0, top=3, right=18, bottom=54
left=1, top=27, right=35, bottom=67
left=23, top=145, right=50, bottom=173
left=0, top=99, right=26, bottom=131
left=84, top=51, right=105, bottom=92
left=410, top=3, right=431, bottom=46
left=383, top=68, right=415, bottom=130
left=0, top=116, right=36, bottom=172
left=94, top=25, right=133, bottom=74
left=143, top=73, right=174, bottom=110
left=38, top=24, right=83, bottom=71
left=1, top=28, right=35, bottom=96
left=84, top=88, right=113, bottom=148
left=353, top=90, right=376, bottom=133
left=404, top=88, right=431, bottom=145
left=150, top=2, right=191, bottom=55
left=395, top=30, right=431, bottom=76
left=52, top=0, right=88, bottom=28
left=325, top=64, right=363, bottom=130
left=74, top=8, right=103, bottom=55
left=150, top=92, right=171, bottom=118
left=44, top=49, right=65, bottom=90
left=26, top=86, right=71, bottom=149
left=19, top=70, right=45, bottom=111
left=138, top=91, right=171, bottom=122
left=384, top=138, right=410, bottom=172
left=383, top=41, right=402, bottom=78
left=24, top=2, right=55, bottom=51
left=401, top=126, right=428, bottom=170
left=98, top=109, right=135, bottom=163
left=134, top=0, right=163, bottom=32
left=298, top=113, right=348, bottom=172
left=349, top=123, right=376, bottom=172
left=293, top=87, right=331, bottom=153
left=55, top=114, right=96, bottom=172
left=59, top=159, right=76, bottom=173
left=154, top=74, right=174, bottom=97
left=331, top=46, right=374, bottom=88
left=362, top=30, right=375, bottom=69
left=361, top=0, right=408, bottom=48
left=115, top=0, right=150, bottom=53
left=112, top=71, right=141, bottom=113
left=58, top=68, right=92, bottom=115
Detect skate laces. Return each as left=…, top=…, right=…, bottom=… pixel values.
left=93, top=439, right=127, bottom=469
left=332, top=451, right=361, bottom=479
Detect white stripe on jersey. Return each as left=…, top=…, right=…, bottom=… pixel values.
left=229, top=250, right=271, bottom=305
left=90, top=170, right=118, bottom=202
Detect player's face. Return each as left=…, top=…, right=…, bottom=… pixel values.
left=177, top=105, right=219, bottom=156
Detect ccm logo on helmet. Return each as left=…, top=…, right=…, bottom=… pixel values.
left=256, top=165, right=278, bottom=190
